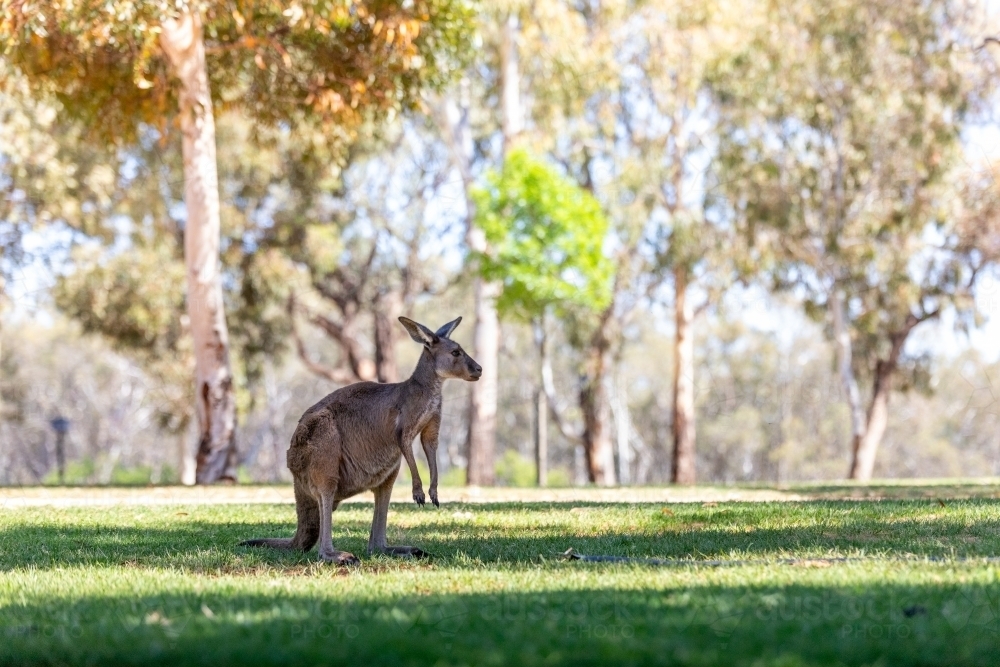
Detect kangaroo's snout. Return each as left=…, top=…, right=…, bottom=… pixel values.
left=469, top=361, right=483, bottom=381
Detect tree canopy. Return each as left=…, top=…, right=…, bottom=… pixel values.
left=1, top=0, right=472, bottom=143
left=472, top=147, right=612, bottom=322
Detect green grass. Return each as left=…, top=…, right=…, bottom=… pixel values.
left=3, top=486, right=1000, bottom=665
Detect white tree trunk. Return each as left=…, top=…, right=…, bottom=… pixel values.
left=466, top=272, right=500, bottom=486
left=468, top=13, right=523, bottom=486
left=435, top=90, right=500, bottom=486
left=611, top=366, right=632, bottom=485
left=852, top=384, right=889, bottom=481
left=500, top=12, right=523, bottom=152
left=830, top=288, right=868, bottom=480
left=533, top=317, right=549, bottom=487
left=534, top=387, right=547, bottom=487
left=160, top=12, right=237, bottom=483
left=671, top=266, right=697, bottom=485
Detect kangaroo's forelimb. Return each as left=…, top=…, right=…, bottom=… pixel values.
left=420, top=418, right=441, bottom=508
left=397, top=422, right=426, bottom=506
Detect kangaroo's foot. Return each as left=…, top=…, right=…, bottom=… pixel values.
left=371, top=545, right=430, bottom=559
left=318, top=547, right=360, bottom=566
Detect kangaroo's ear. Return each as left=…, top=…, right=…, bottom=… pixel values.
left=399, top=317, right=439, bottom=346
left=435, top=317, right=462, bottom=339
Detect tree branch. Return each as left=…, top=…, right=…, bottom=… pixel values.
left=287, top=295, right=356, bottom=384
left=537, top=319, right=583, bottom=445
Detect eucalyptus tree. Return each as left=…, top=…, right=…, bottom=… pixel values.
left=601, top=0, right=748, bottom=485
left=711, top=0, right=998, bottom=480
left=511, top=0, right=747, bottom=485
left=511, top=0, right=631, bottom=486
left=472, top=147, right=613, bottom=484
left=289, top=118, right=458, bottom=387
left=1, top=0, right=471, bottom=481
left=433, top=1, right=529, bottom=485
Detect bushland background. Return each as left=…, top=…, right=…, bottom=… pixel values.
left=1, top=0, right=999, bottom=489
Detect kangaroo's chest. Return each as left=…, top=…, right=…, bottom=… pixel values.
left=409, top=395, right=441, bottom=439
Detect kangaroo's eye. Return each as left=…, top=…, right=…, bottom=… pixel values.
left=451, top=350, right=461, bottom=357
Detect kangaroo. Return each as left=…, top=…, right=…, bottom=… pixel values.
left=240, top=316, right=482, bottom=564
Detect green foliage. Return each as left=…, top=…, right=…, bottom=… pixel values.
left=440, top=466, right=467, bottom=486
left=53, top=245, right=187, bottom=355
left=39, top=459, right=165, bottom=485
left=41, top=458, right=96, bottom=485
left=493, top=449, right=536, bottom=487
left=108, top=464, right=156, bottom=486
left=472, top=148, right=612, bottom=321
left=227, top=248, right=296, bottom=386
left=492, top=450, right=572, bottom=487
left=0, top=61, right=120, bottom=246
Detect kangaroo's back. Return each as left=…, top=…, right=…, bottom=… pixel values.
left=296, top=381, right=402, bottom=447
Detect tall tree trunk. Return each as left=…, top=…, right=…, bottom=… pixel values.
left=466, top=275, right=500, bottom=485
left=830, top=288, right=868, bottom=479
left=534, top=317, right=552, bottom=487
left=466, top=12, right=522, bottom=486
left=373, top=291, right=401, bottom=383
left=613, top=365, right=632, bottom=485
left=579, top=311, right=616, bottom=486
left=579, top=352, right=616, bottom=486
left=671, top=265, right=697, bottom=485
left=437, top=88, right=500, bottom=486
left=848, top=325, right=912, bottom=480
left=500, top=12, right=523, bottom=152
left=849, top=363, right=893, bottom=481
left=160, top=12, right=237, bottom=484
left=179, top=421, right=196, bottom=485
left=534, top=387, right=547, bottom=487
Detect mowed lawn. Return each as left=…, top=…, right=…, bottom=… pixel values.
left=3, top=483, right=1000, bottom=666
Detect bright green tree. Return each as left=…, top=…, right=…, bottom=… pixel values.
left=473, top=148, right=612, bottom=320
left=472, top=146, right=613, bottom=485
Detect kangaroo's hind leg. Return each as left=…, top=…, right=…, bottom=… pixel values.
left=239, top=481, right=319, bottom=551
left=367, top=463, right=428, bottom=559
left=305, top=413, right=359, bottom=566
left=240, top=419, right=321, bottom=551
left=289, top=481, right=320, bottom=550
left=315, top=491, right=357, bottom=565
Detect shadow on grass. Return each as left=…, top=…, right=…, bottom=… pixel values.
left=3, top=500, right=1000, bottom=572
left=3, top=579, right=1000, bottom=666
left=786, top=482, right=1000, bottom=500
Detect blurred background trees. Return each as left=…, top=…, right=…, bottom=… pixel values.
left=0, top=0, right=471, bottom=482
left=0, top=0, right=998, bottom=486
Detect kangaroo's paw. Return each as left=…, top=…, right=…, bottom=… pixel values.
left=413, top=489, right=426, bottom=506
left=318, top=549, right=360, bottom=566
left=430, top=490, right=439, bottom=508
left=382, top=545, right=430, bottom=559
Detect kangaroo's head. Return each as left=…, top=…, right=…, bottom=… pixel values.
left=399, top=316, right=482, bottom=381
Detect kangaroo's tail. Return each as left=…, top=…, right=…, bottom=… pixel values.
left=239, top=537, right=298, bottom=549
left=239, top=478, right=320, bottom=552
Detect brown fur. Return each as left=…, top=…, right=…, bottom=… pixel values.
left=241, top=316, right=480, bottom=564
